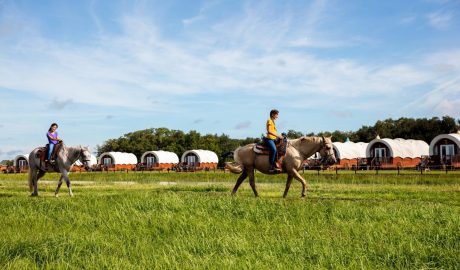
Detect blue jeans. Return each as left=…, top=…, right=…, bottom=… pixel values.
left=264, top=137, right=277, bottom=166
left=47, top=143, right=55, bottom=160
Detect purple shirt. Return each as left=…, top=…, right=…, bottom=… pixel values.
left=47, top=131, right=59, bottom=144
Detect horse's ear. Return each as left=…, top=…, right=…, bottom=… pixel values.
left=301, top=136, right=306, bottom=141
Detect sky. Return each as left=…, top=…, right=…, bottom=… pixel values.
left=0, top=0, right=459, bottom=160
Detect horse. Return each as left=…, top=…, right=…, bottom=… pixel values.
left=28, top=143, right=92, bottom=197
left=226, top=136, right=336, bottom=198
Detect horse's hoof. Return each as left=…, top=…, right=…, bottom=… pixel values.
left=55, top=194, right=59, bottom=198
left=30, top=193, right=38, bottom=197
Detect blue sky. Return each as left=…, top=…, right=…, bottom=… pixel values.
left=1, top=0, right=459, bottom=160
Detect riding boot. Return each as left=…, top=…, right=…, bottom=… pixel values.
left=275, top=160, right=282, bottom=169
left=269, top=165, right=281, bottom=173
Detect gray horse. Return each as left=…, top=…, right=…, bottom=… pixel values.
left=226, top=136, right=336, bottom=198
left=28, top=144, right=92, bottom=197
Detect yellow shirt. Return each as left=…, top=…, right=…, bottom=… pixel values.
left=266, top=118, right=277, bottom=139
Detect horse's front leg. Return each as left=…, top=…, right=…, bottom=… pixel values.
left=61, top=171, right=73, bottom=197
left=291, top=169, right=307, bottom=198
left=55, top=175, right=64, bottom=197
left=283, top=174, right=294, bottom=198
left=247, top=167, right=258, bottom=197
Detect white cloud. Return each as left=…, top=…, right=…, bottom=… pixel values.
left=0, top=1, right=458, bottom=119
left=427, top=10, right=453, bottom=29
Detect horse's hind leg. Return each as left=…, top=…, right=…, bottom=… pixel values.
left=248, top=167, right=258, bottom=197
left=283, top=174, right=294, bottom=198
left=29, top=169, right=39, bottom=196
left=232, top=169, right=248, bottom=195
left=31, top=170, right=46, bottom=196
left=55, top=175, right=64, bottom=197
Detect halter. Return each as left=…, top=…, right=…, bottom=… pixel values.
left=319, top=137, right=334, bottom=165
left=79, top=147, right=91, bottom=163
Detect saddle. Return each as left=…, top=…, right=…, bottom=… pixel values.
left=35, top=143, right=62, bottom=169
left=253, top=137, right=289, bottom=170
left=254, top=138, right=288, bottom=155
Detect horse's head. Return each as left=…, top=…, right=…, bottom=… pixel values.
left=318, top=136, right=336, bottom=166
left=79, top=146, right=92, bottom=171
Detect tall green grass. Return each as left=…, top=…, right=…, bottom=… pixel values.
left=0, top=172, right=458, bottom=269
left=2, top=169, right=460, bottom=184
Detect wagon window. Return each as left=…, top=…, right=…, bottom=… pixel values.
left=103, top=157, right=112, bottom=166
left=146, top=156, right=156, bottom=166
left=374, top=148, right=386, bottom=158
left=187, top=155, right=196, bottom=165
left=440, top=144, right=454, bottom=158
left=18, top=160, right=27, bottom=168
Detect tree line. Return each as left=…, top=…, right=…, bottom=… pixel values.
left=95, top=116, right=459, bottom=165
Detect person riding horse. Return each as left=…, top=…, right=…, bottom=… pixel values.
left=46, top=123, right=62, bottom=164
left=264, top=109, right=284, bottom=172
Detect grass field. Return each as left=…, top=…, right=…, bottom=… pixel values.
left=0, top=171, right=459, bottom=269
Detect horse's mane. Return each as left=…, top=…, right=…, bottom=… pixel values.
left=289, top=136, right=322, bottom=146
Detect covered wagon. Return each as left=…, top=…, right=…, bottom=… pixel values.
left=139, top=151, right=179, bottom=170
left=366, top=137, right=429, bottom=169
left=429, top=132, right=460, bottom=168
left=13, top=154, right=29, bottom=173
left=180, top=150, right=218, bottom=171
left=97, top=152, right=138, bottom=171
left=333, top=141, right=368, bottom=169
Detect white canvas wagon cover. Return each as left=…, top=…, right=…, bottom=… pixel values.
left=333, top=141, right=368, bottom=160
left=141, top=151, right=179, bottom=164
left=181, top=150, right=219, bottom=163
left=429, top=133, right=460, bottom=156
left=14, top=154, right=29, bottom=166
left=366, top=138, right=429, bottom=158
left=98, top=152, right=138, bottom=165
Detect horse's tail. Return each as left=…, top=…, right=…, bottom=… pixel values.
left=28, top=152, right=34, bottom=192
left=225, top=146, right=243, bottom=174
left=28, top=168, right=33, bottom=192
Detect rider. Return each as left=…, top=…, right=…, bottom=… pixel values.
left=264, top=109, right=284, bottom=172
left=46, top=123, right=62, bottom=164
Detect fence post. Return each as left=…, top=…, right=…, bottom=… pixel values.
left=336, top=167, right=338, bottom=175
left=397, top=166, right=400, bottom=175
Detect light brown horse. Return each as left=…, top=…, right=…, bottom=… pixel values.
left=226, top=136, right=336, bottom=198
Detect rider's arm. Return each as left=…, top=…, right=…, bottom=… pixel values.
left=47, top=133, right=61, bottom=141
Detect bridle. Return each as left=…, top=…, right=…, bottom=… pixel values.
left=319, top=136, right=334, bottom=165
left=79, top=147, right=91, bottom=164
